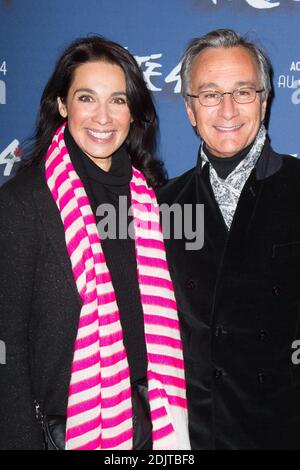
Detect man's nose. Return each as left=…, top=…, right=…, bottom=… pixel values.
left=218, top=93, right=239, bottom=120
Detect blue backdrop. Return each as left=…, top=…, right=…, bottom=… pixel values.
left=1, top=0, right=300, bottom=185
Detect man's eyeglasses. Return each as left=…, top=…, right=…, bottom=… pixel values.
left=186, top=87, right=265, bottom=107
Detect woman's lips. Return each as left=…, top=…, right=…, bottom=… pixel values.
left=87, top=129, right=115, bottom=141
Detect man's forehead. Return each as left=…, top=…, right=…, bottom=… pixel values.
left=190, top=46, right=259, bottom=88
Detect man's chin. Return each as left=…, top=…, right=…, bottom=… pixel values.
left=207, top=143, right=244, bottom=158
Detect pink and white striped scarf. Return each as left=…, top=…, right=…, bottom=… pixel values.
left=45, top=124, right=190, bottom=450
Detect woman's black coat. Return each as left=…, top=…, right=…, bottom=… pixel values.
left=0, top=154, right=151, bottom=451
left=0, top=163, right=83, bottom=449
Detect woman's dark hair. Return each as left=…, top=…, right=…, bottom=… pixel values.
left=25, top=36, right=166, bottom=188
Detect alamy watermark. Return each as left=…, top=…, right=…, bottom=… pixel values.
left=0, top=340, right=6, bottom=365
left=291, top=340, right=300, bottom=365
left=0, top=80, right=6, bottom=104
left=95, top=197, right=204, bottom=251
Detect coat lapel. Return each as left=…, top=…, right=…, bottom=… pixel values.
left=32, top=168, right=82, bottom=307
left=224, top=139, right=282, bottom=258
left=225, top=170, right=263, bottom=256
left=196, top=163, right=228, bottom=253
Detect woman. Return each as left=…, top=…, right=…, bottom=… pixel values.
left=0, top=36, right=190, bottom=450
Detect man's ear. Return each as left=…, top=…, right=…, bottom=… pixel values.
left=184, top=98, right=197, bottom=127
left=260, top=96, right=268, bottom=123
left=57, top=97, right=68, bottom=118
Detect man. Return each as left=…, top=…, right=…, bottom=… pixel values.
left=158, top=29, right=300, bottom=449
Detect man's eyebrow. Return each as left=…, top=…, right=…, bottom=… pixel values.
left=196, top=82, right=219, bottom=91
left=195, top=80, right=258, bottom=92
left=234, top=80, right=258, bottom=88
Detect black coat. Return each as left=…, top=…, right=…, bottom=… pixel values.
left=0, top=160, right=151, bottom=451
left=0, top=164, right=82, bottom=449
left=157, top=141, right=300, bottom=449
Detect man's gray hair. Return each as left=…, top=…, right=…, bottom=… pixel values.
left=181, top=29, right=271, bottom=101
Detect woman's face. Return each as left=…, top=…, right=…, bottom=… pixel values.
left=57, top=60, right=133, bottom=171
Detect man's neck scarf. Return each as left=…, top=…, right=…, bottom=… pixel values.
left=45, top=124, right=190, bottom=450
left=201, top=125, right=267, bottom=229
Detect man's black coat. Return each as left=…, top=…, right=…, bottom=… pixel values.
left=158, top=140, right=300, bottom=449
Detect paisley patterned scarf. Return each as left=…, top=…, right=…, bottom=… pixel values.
left=201, top=125, right=266, bottom=229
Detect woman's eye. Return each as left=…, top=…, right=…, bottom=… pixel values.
left=111, top=96, right=127, bottom=105
left=78, top=95, right=94, bottom=102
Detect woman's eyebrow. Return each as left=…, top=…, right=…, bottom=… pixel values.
left=73, top=89, right=127, bottom=96
left=73, top=87, right=96, bottom=96
left=111, top=91, right=127, bottom=96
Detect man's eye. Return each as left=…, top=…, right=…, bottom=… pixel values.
left=237, top=88, right=252, bottom=97
left=78, top=95, right=93, bottom=102
left=203, top=92, right=219, bottom=100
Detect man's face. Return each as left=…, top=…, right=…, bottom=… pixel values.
left=185, top=46, right=267, bottom=158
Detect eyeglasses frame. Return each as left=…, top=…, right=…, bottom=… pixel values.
left=186, top=87, right=265, bottom=107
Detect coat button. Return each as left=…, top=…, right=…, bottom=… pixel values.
left=187, top=280, right=197, bottom=289
left=257, top=372, right=265, bottom=384
left=214, top=326, right=228, bottom=337
left=214, top=369, right=223, bottom=379
left=272, top=286, right=281, bottom=296
left=259, top=330, right=267, bottom=340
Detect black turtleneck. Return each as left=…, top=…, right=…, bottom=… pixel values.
left=64, top=127, right=148, bottom=384
left=203, top=140, right=254, bottom=179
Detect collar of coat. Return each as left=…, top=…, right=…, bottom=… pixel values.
left=196, top=137, right=282, bottom=182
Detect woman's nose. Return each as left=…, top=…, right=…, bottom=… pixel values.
left=93, top=102, right=112, bottom=125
